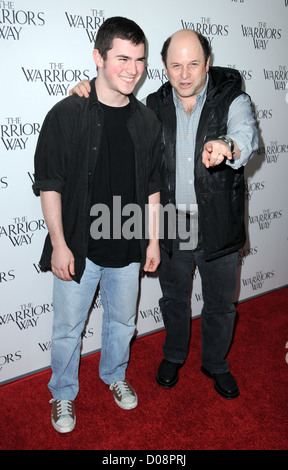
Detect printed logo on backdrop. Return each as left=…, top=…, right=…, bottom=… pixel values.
left=245, top=179, right=265, bottom=201
left=33, top=261, right=46, bottom=274
left=241, top=22, right=282, bottom=50
left=0, top=350, right=21, bottom=374
left=263, top=66, right=287, bottom=91
left=0, top=269, right=15, bottom=283
left=145, top=68, right=167, bottom=85
left=238, top=246, right=258, bottom=266
left=139, top=305, right=162, bottom=325
left=249, top=208, right=283, bottom=230
left=194, top=290, right=203, bottom=303
left=65, top=9, right=105, bottom=43
left=0, top=175, right=8, bottom=189
left=0, top=216, right=46, bottom=247
left=228, top=65, right=252, bottom=82
left=252, top=104, right=273, bottom=129
left=192, top=266, right=203, bottom=303
left=242, top=269, right=275, bottom=291
left=1, top=117, right=40, bottom=151
left=0, top=302, right=53, bottom=331
left=0, top=1, right=45, bottom=40
left=38, top=340, right=51, bottom=354
left=257, top=141, right=287, bottom=164
left=21, top=63, right=90, bottom=97
left=181, top=16, right=229, bottom=45
left=91, top=292, right=102, bottom=310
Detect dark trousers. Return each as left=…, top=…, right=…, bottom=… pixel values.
left=158, top=224, right=238, bottom=374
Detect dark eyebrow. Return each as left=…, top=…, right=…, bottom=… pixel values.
left=116, top=55, right=146, bottom=61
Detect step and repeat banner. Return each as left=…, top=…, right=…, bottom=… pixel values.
left=1, top=0, right=288, bottom=384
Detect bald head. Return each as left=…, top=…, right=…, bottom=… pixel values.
left=161, top=29, right=211, bottom=67
left=171, top=29, right=199, bottom=45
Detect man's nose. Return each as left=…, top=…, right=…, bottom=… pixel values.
left=127, top=61, right=138, bottom=75
left=181, top=66, right=190, bottom=79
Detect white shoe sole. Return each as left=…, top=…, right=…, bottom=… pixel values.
left=51, top=417, right=76, bottom=433
left=113, top=395, right=138, bottom=410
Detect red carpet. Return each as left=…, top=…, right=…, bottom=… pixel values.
left=1, top=287, right=287, bottom=453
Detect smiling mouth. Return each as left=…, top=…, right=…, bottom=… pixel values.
left=120, top=76, right=136, bottom=83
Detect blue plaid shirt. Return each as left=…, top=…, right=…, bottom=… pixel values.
left=173, top=75, right=258, bottom=208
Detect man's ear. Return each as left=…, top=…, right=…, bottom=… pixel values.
left=162, top=60, right=168, bottom=76
left=93, top=49, right=104, bottom=68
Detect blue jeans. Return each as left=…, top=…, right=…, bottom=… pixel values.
left=159, top=223, right=238, bottom=374
left=48, top=258, right=140, bottom=400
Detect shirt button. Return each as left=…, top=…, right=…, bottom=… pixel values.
left=92, top=146, right=97, bottom=151
left=189, top=179, right=193, bottom=184
left=188, top=157, right=192, bottom=161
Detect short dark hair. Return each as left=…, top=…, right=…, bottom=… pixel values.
left=94, top=16, right=146, bottom=60
left=161, top=30, right=211, bottom=66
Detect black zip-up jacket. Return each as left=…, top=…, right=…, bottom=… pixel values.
left=146, top=66, right=247, bottom=260
left=33, top=77, right=162, bottom=282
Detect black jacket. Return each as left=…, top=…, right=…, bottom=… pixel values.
left=146, top=66, right=246, bottom=260
left=33, top=78, right=162, bottom=282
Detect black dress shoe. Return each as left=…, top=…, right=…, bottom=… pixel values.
left=156, top=359, right=183, bottom=389
left=201, top=365, right=239, bottom=399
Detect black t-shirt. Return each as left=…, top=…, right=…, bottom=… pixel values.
left=88, top=102, right=141, bottom=267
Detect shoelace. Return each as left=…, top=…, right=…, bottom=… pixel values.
left=110, top=380, right=132, bottom=399
left=50, top=399, right=73, bottom=418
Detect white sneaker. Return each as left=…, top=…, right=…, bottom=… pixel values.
left=109, top=379, right=138, bottom=410
left=50, top=399, right=76, bottom=433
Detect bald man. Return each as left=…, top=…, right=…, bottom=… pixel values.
left=70, top=29, right=258, bottom=399
left=146, top=30, right=258, bottom=398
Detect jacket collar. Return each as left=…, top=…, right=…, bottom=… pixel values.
left=206, top=67, right=242, bottom=103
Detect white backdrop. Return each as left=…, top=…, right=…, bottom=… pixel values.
left=1, top=0, right=288, bottom=385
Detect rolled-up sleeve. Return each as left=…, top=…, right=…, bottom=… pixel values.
left=33, top=106, right=71, bottom=196
left=226, top=94, right=259, bottom=169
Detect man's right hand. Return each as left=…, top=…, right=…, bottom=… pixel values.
left=69, top=80, right=91, bottom=98
left=40, top=190, right=75, bottom=281
left=51, top=245, right=75, bottom=281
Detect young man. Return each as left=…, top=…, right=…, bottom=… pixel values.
left=33, top=17, right=161, bottom=433
left=71, top=29, right=258, bottom=400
